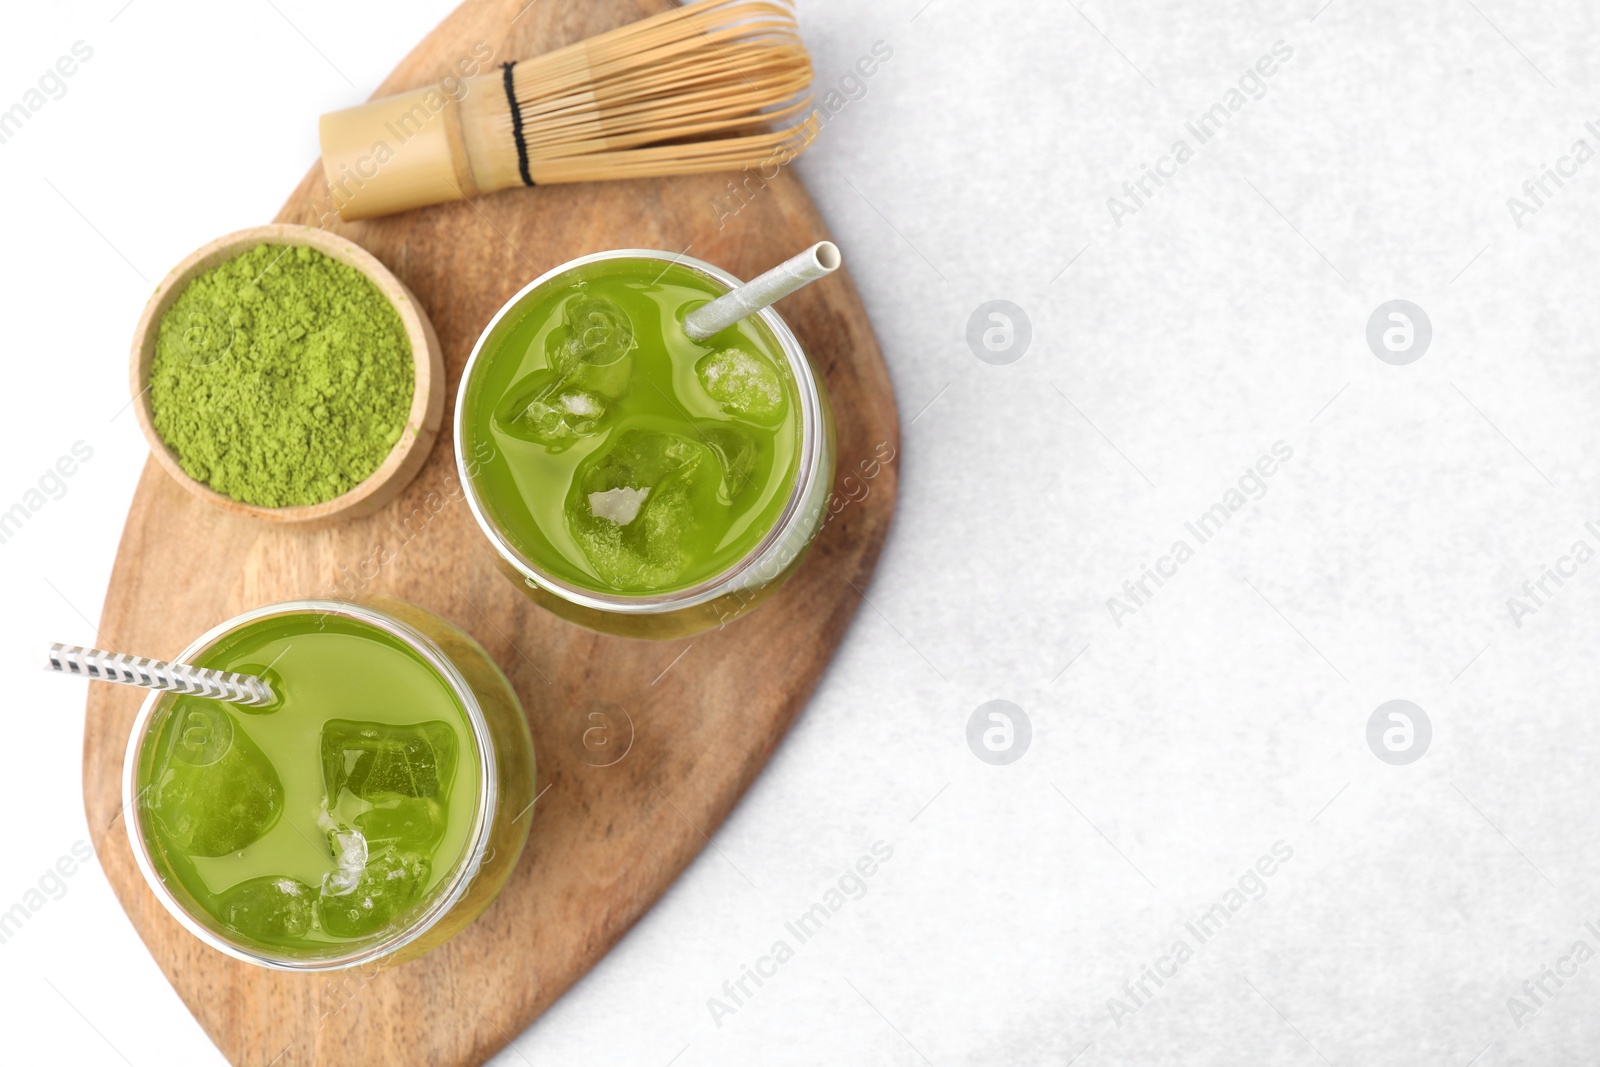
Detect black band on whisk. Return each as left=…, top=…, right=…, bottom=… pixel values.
left=502, top=62, right=535, bottom=188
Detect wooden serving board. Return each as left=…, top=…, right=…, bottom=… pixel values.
left=80, top=2, right=898, bottom=1063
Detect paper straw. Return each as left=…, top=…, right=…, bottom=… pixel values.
left=45, top=643, right=277, bottom=708
left=683, top=242, right=841, bottom=341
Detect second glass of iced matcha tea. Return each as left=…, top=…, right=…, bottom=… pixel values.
left=457, top=250, right=835, bottom=638
left=123, top=597, right=534, bottom=970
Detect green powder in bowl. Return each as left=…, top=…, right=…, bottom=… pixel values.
left=148, top=243, right=414, bottom=508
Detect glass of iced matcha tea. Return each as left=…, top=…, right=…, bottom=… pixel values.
left=123, top=597, right=535, bottom=970
left=456, top=250, right=835, bottom=638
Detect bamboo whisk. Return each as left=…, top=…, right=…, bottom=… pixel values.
left=319, top=0, right=820, bottom=221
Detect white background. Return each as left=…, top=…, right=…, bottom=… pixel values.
left=4, top=0, right=1600, bottom=1064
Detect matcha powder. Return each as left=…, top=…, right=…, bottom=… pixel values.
left=149, top=243, right=414, bottom=508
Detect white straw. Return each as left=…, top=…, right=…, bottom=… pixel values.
left=45, top=643, right=277, bottom=708
left=683, top=241, right=841, bottom=341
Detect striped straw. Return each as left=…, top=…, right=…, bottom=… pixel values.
left=46, top=643, right=277, bottom=708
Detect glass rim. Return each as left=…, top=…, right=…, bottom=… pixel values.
left=120, top=599, right=500, bottom=972
left=454, top=248, right=829, bottom=614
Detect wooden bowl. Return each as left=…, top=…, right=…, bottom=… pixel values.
left=129, top=224, right=444, bottom=525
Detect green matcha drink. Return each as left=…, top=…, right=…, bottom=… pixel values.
left=458, top=251, right=833, bottom=636
left=125, top=600, right=534, bottom=969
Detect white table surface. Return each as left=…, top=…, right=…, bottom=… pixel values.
left=4, top=1, right=1599, bottom=1063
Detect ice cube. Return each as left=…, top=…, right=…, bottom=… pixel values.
left=588, top=486, right=650, bottom=525
left=318, top=850, right=431, bottom=938
left=355, top=795, right=446, bottom=851
left=322, top=825, right=370, bottom=896
left=567, top=429, right=715, bottom=590
left=497, top=371, right=607, bottom=452
left=695, top=348, right=786, bottom=422
left=562, top=295, right=633, bottom=367
left=321, top=720, right=458, bottom=802
left=215, top=876, right=315, bottom=941
left=569, top=497, right=695, bottom=590
left=517, top=387, right=607, bottom=449
left=147, top=701, right=284, bottom=857
left=560, top=391, right=604, bottom=419
left=581, top=428, right=703, bottom=494
left=702, top=426, right=757, bottom=500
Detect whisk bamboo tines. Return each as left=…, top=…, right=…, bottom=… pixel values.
left=318, top=0, right=820, bottom=221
